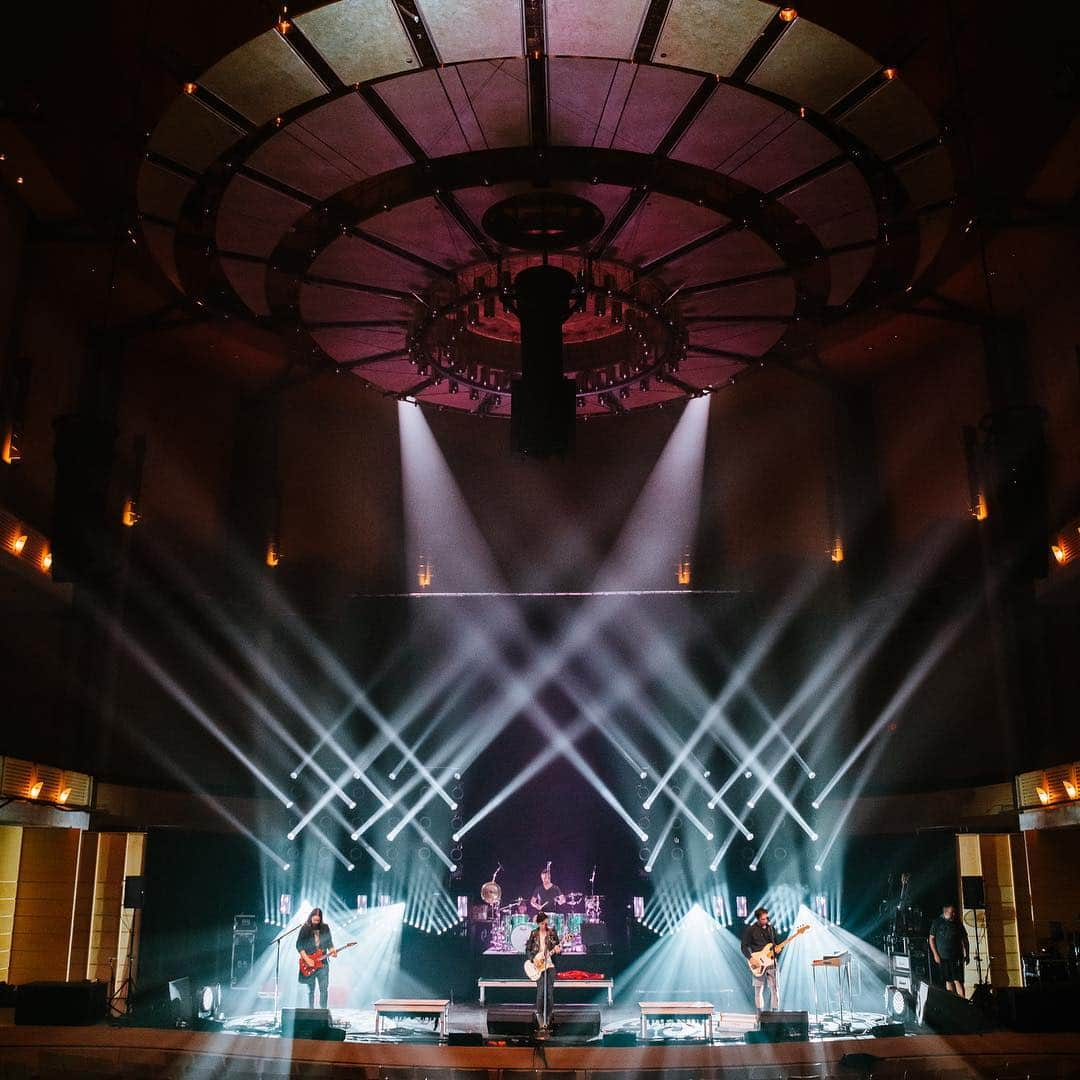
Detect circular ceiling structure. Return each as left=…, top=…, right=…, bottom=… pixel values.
left=137, top=0, right=954, bottom=418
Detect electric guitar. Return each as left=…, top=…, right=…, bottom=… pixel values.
left=524, top=930, right=573, bottom=981
left=746, top=923, right=809, bottom=976
left=299, top=940, right=357, bottom=977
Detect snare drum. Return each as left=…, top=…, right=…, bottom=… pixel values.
left=584, top=895, right=604, bottom=923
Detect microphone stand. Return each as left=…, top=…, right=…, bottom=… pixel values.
left=271, top=923, right=302, bottom=1029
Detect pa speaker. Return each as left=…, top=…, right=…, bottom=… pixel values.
left=486, top=1004, right=537, bottom=1037
left=582, top=922, right=610, bottom=948
left=961, top=875, right=985, bottom=909
left=552, top=1005, right=601, bottom=1038
left=754, top=1010, right=809, bottom=1042
left=446, top=1031, right=484, bottom=1046
left=15, top=981, right=109, bottom=1026
left=871, top=1021, right=907, bottom=1038
left=603, top=1030, right=638, bottom=1046
left=281, top=1007, right=344, bottom=1040
left=123, top=875, right=145, bottom=910
left=916, top=982, right=990, bottom=1033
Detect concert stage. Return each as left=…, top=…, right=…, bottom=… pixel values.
left=2, top=1022, right=1080, bottom=1079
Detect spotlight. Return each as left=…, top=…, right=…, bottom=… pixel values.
left=289, top=771, right=298, bottom=780
left=29, top=780, right=43, bottom=799
left=449, top=864, right=457, bottom=873
left=183, top=81, right=197, bottom=95
left=353, top=771, right=361, bottom=780
left=811, top=800, right=820, bottom=810
left=282, top=863, right=291, bottom=871
left=284, top=800, right=293, bottom=809
left=810, top=832, right=819, bottom=842
left=347, top=863, right=355, bottom=872
left=808, top=771, right=816, bottom=779
left=703, top=770, right=710, bottom=779
left=814, top=863, right=822, bottom=872
left=746, top=833, right=754, bottom=841
left=450, top=802, right=458, bottom=810
left=744, top=771, right=752, bottom=779
left=749, top=863, right=757, bottom=871
left=639, top=770, right=647, bottom=780
left=883, top=66, right=898, bottom=80
left=287, top=831, right=296, bottom=841
left=747, top=800, right=756, bottom=808
left=350, top=831, right=359, bottom=841
left=779, top=6, right=797, bottom=21
left=451, top=832, right=461, bottom=842
left=453, top=772, right=461, bottom=780
left=642, top=800, right=652, bottom=810
left=705, top=832, right=714, bottom=841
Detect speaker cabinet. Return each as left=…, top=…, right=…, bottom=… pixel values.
left=916, top=981, right=990, bottom=1033
left=753, top=1010, right=809, bottom=1042
left=994, top=985, right=1080, bottom=1032
left=961, top=875, right=986, bottom=909
left=486, top=1004, right=537, bottom=1037
left=15, top=981, right=109, bottom=1026
left=281, top=1007, right=345, bottom=1040
left=551, top=1005, right=601, bottom=1038
left=122, top=875, right=145, bottom=910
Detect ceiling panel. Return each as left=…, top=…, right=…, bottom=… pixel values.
left=549, top=58, right=633, bottom=147
left=136, top=164, right=193, bottom=222
left=357, top=361, right=425, bottom=395
left=148, top=95, right=243, bottom=173
left=309, top=235, right=437, bottom=293
left=607, top=66, right=704, bottom=154
left=658, top=230, right=783, bottom=287
left=140, top=224, right=180, bottom=289
left=417, top=0, right=523, bottom=64
left=826, top=248, right=875, bottom=305
left=295, top=0, right=418, bottom=84
left=729, top=118, right=840, bottom=194
left=678, top=355, right=746, bottom=387
left=609, top=193, right=727, bottom=267
left=457, top=60, right=530, bottom=149
left=778, top=162, right=877, bottom=248
left=376, top=69, right=470, bottom=157
left=672, top=84, right=781, bottom=170
left=360, top=197, right=481, bottom=267
left=546, top=0, right=651, bottom=59
left=690, top=320, right=786, bottom=355
left=913, top=207, right=952, bottom=281
left=839, top=78, right=940, bottom=162
left=681, top=276, right=795, bottom=316
left=750, top=19, right=878, bottom=114
left=216, top=175, right=310, bottom=256
left=221, top=258, right=270, bottom=316
left=249, top=95, right=413, bottom=199
left=894, top=145, right=953, bottom=209
left=654, top=0, right=777, bottom=76
left=314, top=327, right=408, bottom=361
left=300, top=284, right=412, bottom=323
left=200, top=31, right=327, bottom=127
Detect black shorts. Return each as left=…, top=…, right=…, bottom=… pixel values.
left=939, top=956, right=965, bottom=982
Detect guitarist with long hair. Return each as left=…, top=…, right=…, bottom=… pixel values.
left=741, top=907, right=780, bottom=1014
left=525, top=912, right=562, bottom=1033
left=296, top=908, right=337, bottom=1008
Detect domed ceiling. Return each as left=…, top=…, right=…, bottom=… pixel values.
left=137, top=0, right=954, bottom=417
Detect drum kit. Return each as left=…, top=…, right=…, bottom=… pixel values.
left=478, top=867, right=605, bottom=954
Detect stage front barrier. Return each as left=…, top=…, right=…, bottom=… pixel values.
left=638, top=1000, right=714, bottom=1040
left=477, top=977, right=613, bottom=1004
left=373, top=998, right=451, bottom=1036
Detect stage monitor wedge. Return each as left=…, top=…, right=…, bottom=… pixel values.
left=916, top=981, right=991, bottom=1033
left=551, top=1005, right=602, bottom=1038
left=486, top=1004, right=536, bottom=1037
left=281, top=1007, right=346, bottom=1041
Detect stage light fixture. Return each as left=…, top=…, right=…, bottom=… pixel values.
left=744, top=771, right=752, bottom=779
left=388, top=772, right=397, bottom=781
left=28, top=780, right=42, bottom=799
left=639, top=770, right=647, bottom=779
left=811, top=800, right=820, bottom=810
left=453, top=772, right=461, bottom=780
left=13, top=533, right=27, bottom=554
left=814, top=863, right=822, bottom=872
left=746, top=833, right=753, bottom=840
left=183, top=81, right=197, bottom=94
left=749, top=862, right=757, bottom=871
left=736, top=896, right=748, bottom=917
left=284, top=800, right=293, bottom=809
left=353, top=771, right=361, bottom=780
left=347, top=863, right=355, bottom=872
left=808, top=771, right=816, bottom=779
left=282, top=862, right=290, bottom=870
left=883, top=66, right=898, bottom=80
left=289, top=771, right=298, bottom=780
left=747, top=800, right=756, bottom=808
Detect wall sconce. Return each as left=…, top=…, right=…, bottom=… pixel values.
left=58, top=787, right=72, bottom=804
left=265, top=540, right=280, bottom=568
left=677, top=551, right=691, bottom=587
left=971, top=491, right=988, bottom=521
left=417, top=555, right=433, bottom=589
left=122, top=498, right=141, bottom=528
left=830, top=537, right=845, bottom=563
left=1064, top=780, right=1078, bottom=800
left=40, top=550, right=52, bottom=572
left=29, top=779, right=43, bottom=799
left=1036, top=785, right=1050, bottom=805
left=13, top=533, right=28, bottom=554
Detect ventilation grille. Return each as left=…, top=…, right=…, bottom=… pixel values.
left=1016, top=762, right=1080, bottom=810
left=0, top=755, right=93, bottom=807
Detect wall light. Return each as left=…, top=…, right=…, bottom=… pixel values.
left=265, top=540, right=280, bottom=568
left=1064, top=780, right=1077, bottom=800
left=883, top=67, right=898, bottom=80
left=40, top=550, right=52, bottom=572
left=779, top=6, right=798, bottom=21
left=677, top=551, right=691, bottom=587
left=13, top=533, right=28, bottom=554
left=1051, top=543, right=1066, bottom=565
left=1036, top=785, right=1050, bottom=805
left=183, top=82, right=197, bottom=95
left=417, top=555, right=433, bottom=589
left=29, top=780, right=43, bottom=799
left=830, top=537, right=845, bottom=563
left=58, top=787, right=71, bottom=803
left=972, top=491, right=988, bottom=521
left=122, top=498, right=141, bottom=528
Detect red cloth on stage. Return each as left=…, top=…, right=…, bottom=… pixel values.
left=558, top=969, right=605, bottom=979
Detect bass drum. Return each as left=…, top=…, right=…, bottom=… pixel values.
left=509, top=920, right=533, bottom=952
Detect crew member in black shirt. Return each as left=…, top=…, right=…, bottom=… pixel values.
left=928, top=903, right=969, bottom=997
left=740, top=907, right=779, bottom=1013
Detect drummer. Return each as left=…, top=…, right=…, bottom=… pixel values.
left=530, top=866, right=566, bottom=913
